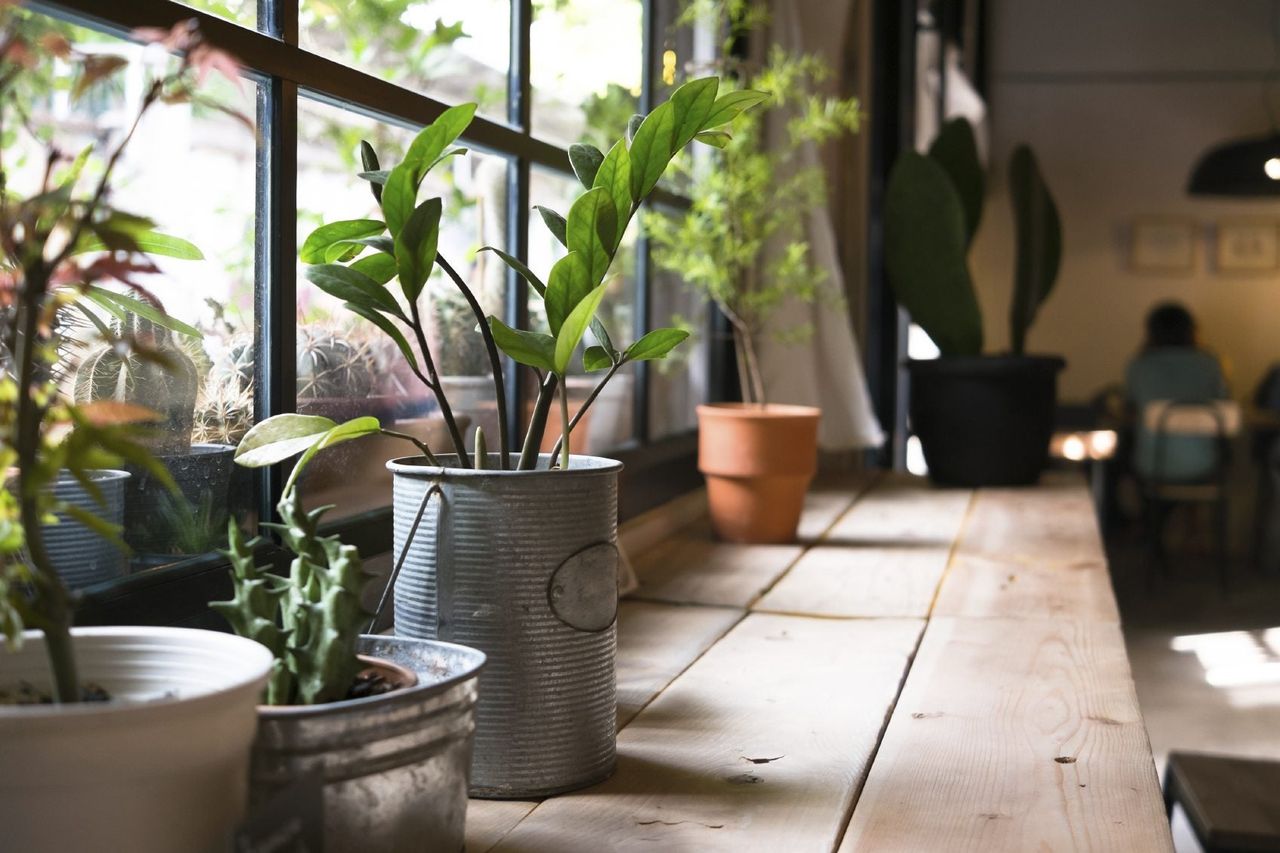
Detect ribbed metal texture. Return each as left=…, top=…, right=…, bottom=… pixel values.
left=45, top=470, right=129, bottom=588
left=390, top=454, right=622, bottom=799
left=251, top=635, right=485, bottom=853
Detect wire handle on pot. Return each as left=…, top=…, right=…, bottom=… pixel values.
left=368, top=482, right=442, bottom=634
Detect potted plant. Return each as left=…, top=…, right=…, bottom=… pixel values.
left=242, top=76, right=766, bottom=797
left=885, top=117, right=1064, bottom=486
left=72, top=292, right=238, bottom=561
left=0, top=18, right=273, bottom=851
left=646, top=3, right=861, bottom=543
left=215, top=416, right=485, bottom=850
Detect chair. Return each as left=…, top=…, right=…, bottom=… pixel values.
left=1140, top=400, right=1239, bottom=592
left=1164, top=752, right=1280, bottom=851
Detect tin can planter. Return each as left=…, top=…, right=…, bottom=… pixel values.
left=388, top=454, right=622, bottom=799
left=0, top=626, right=273, bottom=853
left=249, top=634, right=485, bottom=852
left=44, top=468, right=130, bottom=588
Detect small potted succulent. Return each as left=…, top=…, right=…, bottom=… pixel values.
left=0, top=18, right=272, bottom=851
left=215, top=416, right=485, bottom=850
left=243, top=76, right=766, bottom=797
left=885, top=117, right=1065, bottom=486
left=646, top=3, right=860, bottom=543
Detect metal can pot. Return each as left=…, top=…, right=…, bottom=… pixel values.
left=388, top=454, right=622, bottom=799
left=250, top=635, right=485, bottom=852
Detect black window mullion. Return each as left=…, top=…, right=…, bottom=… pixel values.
left=633, top=0, right=658, bottom=443
left=503, top=0, right=533, bottom=453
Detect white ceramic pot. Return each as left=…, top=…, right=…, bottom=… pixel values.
left=0, top=626, right=273, bottom=853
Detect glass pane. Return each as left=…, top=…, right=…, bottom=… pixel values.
left=180, top=0, right=257, bottom=28
left=531, top=0, right=643, bottom=147
left=4, top=11, right=259, bottom=580
left=649, top=264, right=706, bottom=439
left=297, top=97, right=510, bottom=516
left=528, top=167, right=636, bottom=454
left=300, top=0, right=510, bottom=121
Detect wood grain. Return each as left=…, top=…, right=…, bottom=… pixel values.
left=840, top=616, right=1173, bottom=853
left=492, top=614, right=924, bottom=852
left=616, top=600, right=743, bottom=727
left=756, top=479, right=972, bottom=618
left=933, top=552, right=1120, bottom=623
left=954, top=475, right=1106, bottom=569
left=465, top=801, right=538, bottom=853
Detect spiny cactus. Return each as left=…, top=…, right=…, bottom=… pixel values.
left=73, top=313, right=200, bottom=453
left=213, top=488, right=374, bottom=706
left=193, top=379, right=254, bottom=446
left=296, top=328, right=375, bottom=400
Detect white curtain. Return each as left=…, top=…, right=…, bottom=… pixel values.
left=756, top=0, right=884, bottom=451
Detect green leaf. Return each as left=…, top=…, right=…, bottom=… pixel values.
left=590, top=317, right=616, bottom=357
left=534, top=205, right=568, bottom=247
left=554, top=285, right=608, bottom=375
left=344, top=301, right=419, bottom=374
left=406, top=103, right=477, bottom=171
left=544, top=251, right=591, bottom=336
left=628, top=100, right=675, bottom=201
left=395, top=197, right=442, bottom=303
left=359, top=140, right=382, bottom=203
left=61, top=504, right=126, bottom=552
left=304, top=264, right=405, bottom=320
left=928, top=118, right=984, bottom=244
left=702, top=90, right=770, bottom=130
left=351, top=252, right=397, bottom=285
left=670, top=76, right=719, bottom=151
left=569, top=143, right=605, bottom=189
left=78, top=222, right=204, bottom=260
left=235, top=414, right=338, bottom=468
left=357, top=169, right=390, bottom=185
left=693, top=130, right=732, bottom=149
left=592, top=140, right=633, bottom=245
left=300, top=219, right=385, bottom=264
left=480, top=246, right=546, bottom=297
left=381, top=162, right=417, bottom=238
left=1009, top=144, right=1061, bottom=355
left=626, top=114, right=644, bottom=143
left=424, top=147, right=467, bottom=174
left=83, top=287, right=202, bottom=338
left=488, top=317, right=555, bottom=371
left=565, top=187, right=617, bottom=286
left=291, top=416, right=382, bottom=487
left=583, top=345, right=613, bottom=372
left=624, top=327, right=690, bottom=361
left=883, top=151, right=983, bottom=356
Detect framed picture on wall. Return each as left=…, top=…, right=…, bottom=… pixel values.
left=1216, top=220, right=1280, bottom=273
left=1130, top=218, right=1196, bottom=273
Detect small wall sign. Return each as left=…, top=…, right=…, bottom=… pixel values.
left=1130, top=218, right=1196, bottom=273
left=1215, top=220, right=1279, bottom=273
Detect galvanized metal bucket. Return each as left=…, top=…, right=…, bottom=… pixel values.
left=250, top=635, right=485, bottom=852
left=45, top=469, right=129, bottom=588
left=388, top=453, right=622, bottom=799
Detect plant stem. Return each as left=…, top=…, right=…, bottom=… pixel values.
left=547, top=361, right=621, bottom=463
left=559, top=376, right=570, bottom=471
left=436, top=253, right=509, bottom=470
left=518, top=373, right=558, bottom=470
left=379, top=429, right=440, bottom=466
left=406, top=300, right=470, bottom=467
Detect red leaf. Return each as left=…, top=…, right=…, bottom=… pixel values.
left=79, top=401, right=164, bottom=427
left=188, top=43, right=244, bottom=92
left=73, top=55, right=129, bottom=103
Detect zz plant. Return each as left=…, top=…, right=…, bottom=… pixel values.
left=884, top=117, right=1062, bottom=357
left=247, top=76, right=767, bottom=473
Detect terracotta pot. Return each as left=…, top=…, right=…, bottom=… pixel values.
left=697, top=403, right=821, bottom=544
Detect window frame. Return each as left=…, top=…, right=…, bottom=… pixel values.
left=32, top=0, right=719, bottom=624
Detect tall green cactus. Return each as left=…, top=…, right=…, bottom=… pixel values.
left=73, top=312, right=199, bottom=453
left=884, top=118, right=1062, bottom=358
left=1008, top=145, right=1062, bottom=355
left=212, top=487, right=373, bottom=706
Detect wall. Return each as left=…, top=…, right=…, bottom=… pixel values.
left=974, top=0, right=1280, bottom=405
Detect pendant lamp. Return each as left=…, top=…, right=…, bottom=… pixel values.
left=1187, top=133, right=1280, bottom=197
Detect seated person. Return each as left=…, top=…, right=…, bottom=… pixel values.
left=1125, top=302, right=1229, bottom=483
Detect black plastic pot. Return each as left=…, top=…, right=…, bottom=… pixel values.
left=907, top=355, right=1065, bottom=487
left=123, top=442, right=235, bottom=558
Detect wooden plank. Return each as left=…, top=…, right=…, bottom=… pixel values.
left=493, top=614, right=924, bottom=852
left=954, top=475, right=1106, bottom=569
left=629, top=477, right=867, bottom=608
left=616, top=600, right=743, bottom=727
left=465, top=801, right=538, bottom=853
left=755, top=480, right=972, bottom=618
left=840, top=617, right=1173, bottom=853
left=933, top=552, right=1120, bottom=623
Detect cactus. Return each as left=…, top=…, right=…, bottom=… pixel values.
left=212, top=488, right=374, bottom=706
left=296, top=328, right=375, bottom=400
left=884, top=118, right=1061, bottom=357
left=192, top=380, right=255, bottom=446
left=73, top=312, right=200, bottom=454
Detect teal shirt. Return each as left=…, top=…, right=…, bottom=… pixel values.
left=1125, top=348, right=1229, bottom=482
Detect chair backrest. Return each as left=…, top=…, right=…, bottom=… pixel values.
left=1141, top=399, right=1238, bottom=484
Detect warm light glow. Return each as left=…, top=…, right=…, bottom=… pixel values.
left=1172, top=628, right=1280, bottom=688
left=1265, top=157, right=1280, bottom=180
left=1061, top=435, right=1086, bottom=461
left=1088, top=430, right=1117, bottom=458
left=662, top=49, right=677, bottom=86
